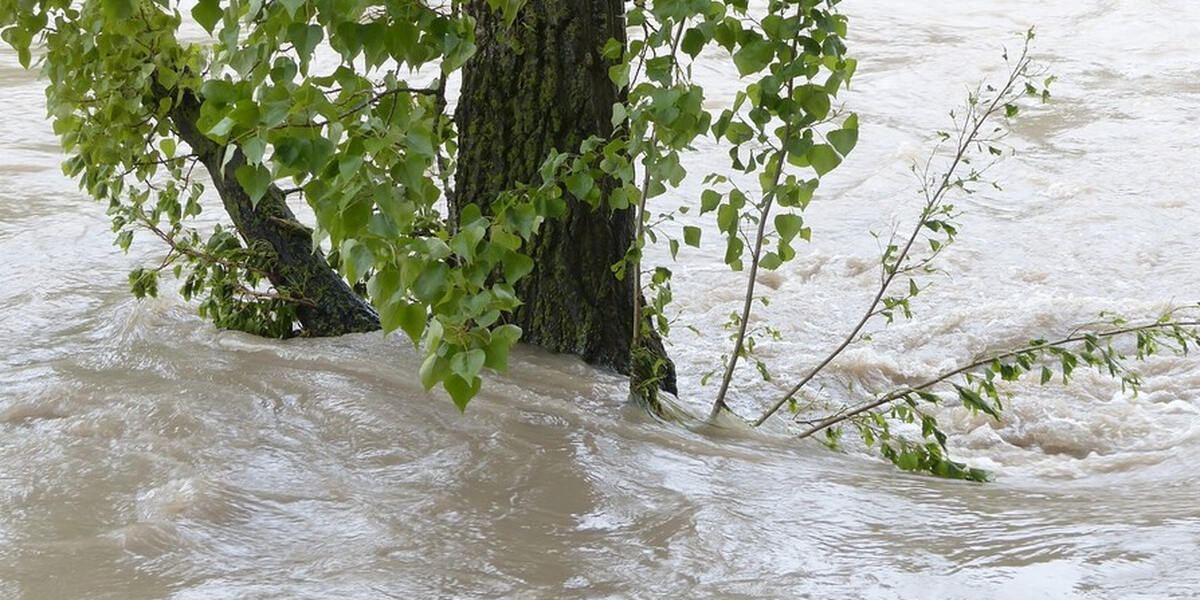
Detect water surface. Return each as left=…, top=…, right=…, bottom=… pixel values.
left=2, top=1, right=1199, bottom=598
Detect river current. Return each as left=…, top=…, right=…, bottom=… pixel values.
left=2, top=1, right=1199, bottom=598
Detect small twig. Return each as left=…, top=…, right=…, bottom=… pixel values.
left=301, top=85, right=440, bottom=128
left=140, top=218, right=272, bottom=279
left=230, top=282, right=318, bottom=307
left=120, top=153, right=199, bottom=176
left=141, top=217, right=318, bottom=307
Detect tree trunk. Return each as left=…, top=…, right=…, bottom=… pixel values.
left=455, top=0, right=676, bottom=395
left=167, top=89, right=380, bottom=337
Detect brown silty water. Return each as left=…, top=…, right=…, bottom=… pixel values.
left=2, top=1, right=1199, bottom=598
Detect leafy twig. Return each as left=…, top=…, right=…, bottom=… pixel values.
left=753, top=37, right=1037, bottom=427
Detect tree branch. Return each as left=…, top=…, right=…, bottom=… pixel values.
left=794, top=318, right=1200, bottom=440
left=753, top=41, right=1034, bottom=427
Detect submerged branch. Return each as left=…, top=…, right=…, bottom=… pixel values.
left=794, top=317, right=1200, bottom=440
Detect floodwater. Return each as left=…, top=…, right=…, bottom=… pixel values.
left=2, top=1, right=1199, bottom=598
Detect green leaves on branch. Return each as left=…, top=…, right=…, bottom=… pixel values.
left=191, top=0, right=221, bottom=34
left=819, top=310, right=1200, bottom=481
left=526, top=0, right=861, bottom=414
left=0, top=0, right=548, bottom=408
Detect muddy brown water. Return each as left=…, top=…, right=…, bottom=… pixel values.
left=2, top=1, right=1200, bottom=598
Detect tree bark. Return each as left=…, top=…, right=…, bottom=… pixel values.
left=166, top=89, right=380, bottom=337
left=456, top=0, right=676, bottom=395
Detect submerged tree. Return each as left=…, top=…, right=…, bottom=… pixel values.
left=0, top=0, right=676, bottom=401
left=4, top=0, right=1198, bottom=480
left=456, top=0, right=675, bottom=394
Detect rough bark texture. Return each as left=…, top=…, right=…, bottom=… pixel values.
left=456, top=0, right=676, bottom=394
left=167, top=90, right=380, bottom=336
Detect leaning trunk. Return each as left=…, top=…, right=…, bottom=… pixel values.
left=455, top=0, right=676, bottom=395
left=166, top=89, right=380, bottom=337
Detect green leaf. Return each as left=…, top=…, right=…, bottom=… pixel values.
left=288, top=23, right=324, bottom=66
left=609, top=63, right=630, bottom=87
left=234, top=164, right=271, bottom=207
left=724, top=235, right=744, bottom=267
left=828, top=114, right=859, bottom=156
left=450, top=224, right=485, bottom=262
left=242, top=137, right=266, bottom=165
left=774, top=214, right=804, bottom=243
left=725, top=122, right=754, bottom=145
left=803, top=91, right=831, bottom=120
left=682, top=225, right=702, bottom=248
left=419, top=352, right=446, bottom=391
left=717, top=203, right=738, bottom=233
left=759, top=252, right=782, bottom=270
left=896, top=450, right=919, bottom=471
left=733, top=36, right=773, bottom=76
left=484, top=324, right=521, bottom=373
left=279, top=0, right=305, bottom=17
left=115, top=229, right=133, bottom=252
left=566, top=171, right=595, bottom=201
left=828, top=128, right=858, bottom=156
left=191, top=0, right=222, bottom=34
left=339, top=239, right=372, bottom=283
left=700, top=189, right=721, bottom=214
left=206, top=117, right=236, bottom=141
left=201, top=79, right=238, bottom=106
left=485, top=0, right=525, bottom=26
left=450, top=348, right=487, bottom=381
left=601, top=37, right=623, bottom=60
left=103, top=0, right=134, bottom=21
left=955, top=384, right=1000, bottom=419
left=413, top=263, right=448, bottom=303
left=382, top=301, right=426, bottom=344
left=444, top=374, right=482, bottom=411
left=807, top=144, right=841, bottom=176
left=503, top=252, right=534, bottom=283
left=442, top=33, right=477, bottom=74
left=681, top=28, right=707, bottom=58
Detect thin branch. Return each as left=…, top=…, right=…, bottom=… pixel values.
left=138, top=218, right=316, bottom=308
left=709, top=2, right=806, bottom=421
left=229, top=282, right=318, bottom=307
left=753, top=42, right=1034, bottom=427
left=794, top=318, right=1200, bottom=440
left=301, top=85, right=439, bottom=128
left=141, top=219, right=271, bottom=279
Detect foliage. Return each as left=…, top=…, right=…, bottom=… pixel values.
left=716, top=32, right=1200, bottom=481
left=801, top=310, right=1200, bottom=481
left=6, top=0, right=1198, bottom=480
left=1, top=0, right=532, bottom=408
left=0, top=0, right=858, bottom=410
left=506, top=1, right=859, bottom=410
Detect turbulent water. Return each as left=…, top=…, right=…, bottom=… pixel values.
left=3, top=1, right=1200, bottom=598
